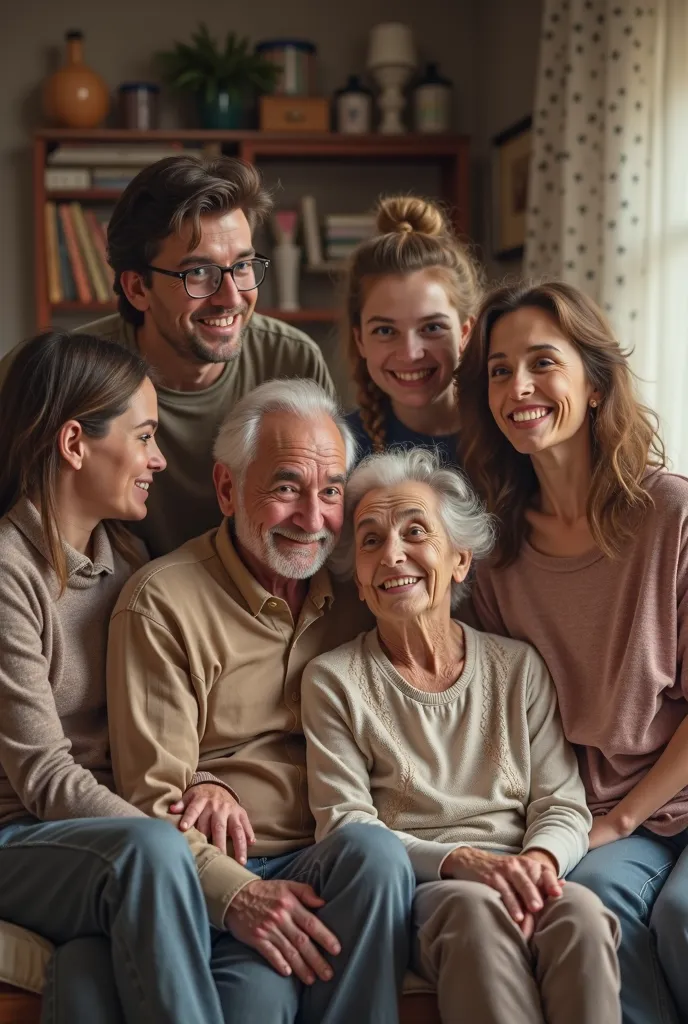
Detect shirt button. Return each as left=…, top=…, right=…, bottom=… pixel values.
left=291, top=692, right=300, bottom=702
left=267, top=600, right=278, bottom=609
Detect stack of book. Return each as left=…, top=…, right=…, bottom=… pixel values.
left=44, top=202, right=113, bottom=305
left=299, top=197, right=377, bottom=269
left=45, top=143, right=206, bottom=193
left=324, top=214, right=377, bottom=262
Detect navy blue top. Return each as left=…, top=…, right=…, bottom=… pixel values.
left=346, top=407, right=461, bottom=468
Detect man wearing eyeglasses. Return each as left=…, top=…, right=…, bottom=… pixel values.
left=74, top=156, right=333, bottom=557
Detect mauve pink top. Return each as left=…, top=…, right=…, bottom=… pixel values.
left=472, top=469, right=688, bottom=836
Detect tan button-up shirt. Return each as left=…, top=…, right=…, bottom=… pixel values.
left=107, top=520, right=370, bottom=927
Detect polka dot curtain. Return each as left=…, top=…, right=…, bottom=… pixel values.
left=526, top=0, right=688, bottom=470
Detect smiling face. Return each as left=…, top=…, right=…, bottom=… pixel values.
left=354, top=270, right=468, bottom=415
left=215, top=411, right=347, bottom=581
left=124, top=209, right=258, bottom=367
left=487, top=306, right=601, bottom=458
left=71, top=377, right=166, bottom=522
left=353, top=480, right=470, bottom=624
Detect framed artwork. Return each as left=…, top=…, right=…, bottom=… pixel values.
left=491, top=116, right=532, bottom=260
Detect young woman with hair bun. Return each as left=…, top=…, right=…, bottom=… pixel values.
left=343, top=195, right=483, bottom=465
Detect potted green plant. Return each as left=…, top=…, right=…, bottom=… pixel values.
left=156, top=23, right=278, bottom=129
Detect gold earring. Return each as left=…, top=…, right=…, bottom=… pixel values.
left=590, top=399, right=598, bottom=408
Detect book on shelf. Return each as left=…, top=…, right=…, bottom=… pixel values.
left=55, top=212, right=76, bottom=301
left=47, top=144, right=206, bottom=167
left=298, top=198, right=376, bottom=269
left=44, top=202, right=62, bottom=304
left=84, top=209, right=114, bottom=289
left=300, top=195, right=323, bottom=267
left=70, top=203, right=110, bottom=303
left=91, top=166, right=147, bottom=188
left=45, top=167, right=91, bottom=190
left=324, top=214, right=377, bottom=229
left=57, top=205, right=91, bottom=302
left=48, top=203, right=114, bottom=306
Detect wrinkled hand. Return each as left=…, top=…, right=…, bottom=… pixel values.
left=443, top=847, right=563, bottom=934
left=588, top=812, right=631, bottom=850
left=225, top=879, right=340, bottom=985
left=169, top=783, right=255, bottom=863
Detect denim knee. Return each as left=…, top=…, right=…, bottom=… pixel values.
left=569, top=858, right=640, bottom=916
left=114, top=817, right=196, bottom=876
left=328, top=823, right=414, bottom=889
left=651, top=887, right=688, bottom=943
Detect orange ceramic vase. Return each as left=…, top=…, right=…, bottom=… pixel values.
left=43, top=31, right=110, bottom=128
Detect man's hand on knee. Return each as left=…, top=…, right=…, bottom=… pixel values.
left=224, top=879, right=341, bottom=985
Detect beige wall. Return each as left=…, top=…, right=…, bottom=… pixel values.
left=475, top=0, right=544, bottom=281
left=0, top=0, right=542, bottom=354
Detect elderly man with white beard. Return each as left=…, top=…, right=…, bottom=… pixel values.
left=106, top=379, right=414, bottom=1024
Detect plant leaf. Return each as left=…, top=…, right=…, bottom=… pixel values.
left=156, top=21, right=280, bottom=95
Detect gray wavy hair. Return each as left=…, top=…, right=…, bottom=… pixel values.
left=213, top=378, right=357, bottom=477
left=330, top=448, right=495, bottom=609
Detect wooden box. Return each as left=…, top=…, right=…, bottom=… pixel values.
left=259, top=96, right=329, bottom=133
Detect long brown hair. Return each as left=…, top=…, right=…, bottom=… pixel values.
left=343, top=195, right=483, bottom=451
left=0, top=331, right=151, bottom=591
left=458, top=280, right=665, bottom=566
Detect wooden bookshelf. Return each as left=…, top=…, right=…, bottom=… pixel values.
left=34, top=129, right=470, bottom=330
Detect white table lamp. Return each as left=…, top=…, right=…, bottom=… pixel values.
left=367, top=23, right=416, bottom=134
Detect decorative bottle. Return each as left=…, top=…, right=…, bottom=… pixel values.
left=413, top=62, right=452, bottom=134
left=43, top=31, right=110, bottom=129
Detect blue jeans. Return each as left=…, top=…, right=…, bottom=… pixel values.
left=0, top=817, right=225, bottom=1024
left=210, top=823, right=415, bottom=1024
left=568, top=826, right=688, bottom=1024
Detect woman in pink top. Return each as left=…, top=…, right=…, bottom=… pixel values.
left=457, top=280, right=688, bottom=1024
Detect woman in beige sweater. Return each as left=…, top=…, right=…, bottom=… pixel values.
left=301, top=449, right=620, bottom=1024
left=457, top=281, right=688, bottom=1024
left=0, top=331, right=227, bottom=1024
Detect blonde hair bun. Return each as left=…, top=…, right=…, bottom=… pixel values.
left=375, top=195, right=446, bottom=238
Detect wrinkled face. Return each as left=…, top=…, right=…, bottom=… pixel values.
left=353, top=480, right=470, bottom=623
left=487, top=307, right=600, bottom=457
left=74, top=377, right=166, bottom=522
left=354, top=270, right=468, bottom=412
left=134, top=209, right=258, bottom=365
left=218, top=411, right=347, bottom=581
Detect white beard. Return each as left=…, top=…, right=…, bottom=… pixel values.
left=233, top=499, right=336, bottom=580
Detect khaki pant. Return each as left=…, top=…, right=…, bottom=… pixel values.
left=412, top=879, right=621, bottom=1024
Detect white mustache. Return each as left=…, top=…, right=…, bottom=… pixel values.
left=271, top=527, right=332, bottom=544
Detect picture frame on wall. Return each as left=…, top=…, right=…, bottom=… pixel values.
left=491, top=116, right=532, bottom=261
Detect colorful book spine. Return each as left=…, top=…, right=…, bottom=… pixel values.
left=57, top=204, right=92, bottom=303
left=84, top=209, right=114, bottom=292
left=55, top=211, right=76, bottom=301
left=44, top=202, right=62, bottom=304
left=70, top=202, right=109, bottom=302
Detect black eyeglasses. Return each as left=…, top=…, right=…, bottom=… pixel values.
left=146, top=255, right=270, bottom=298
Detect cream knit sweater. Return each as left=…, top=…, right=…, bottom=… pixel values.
left=301, top=623, right=591, bottom=881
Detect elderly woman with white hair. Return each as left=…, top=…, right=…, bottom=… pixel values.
left=301, top=449, right=621, bottom=1024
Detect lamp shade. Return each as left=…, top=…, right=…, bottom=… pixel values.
left=367, top=23, right=416, bottom=69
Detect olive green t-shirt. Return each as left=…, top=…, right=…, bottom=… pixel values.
left=0, top=313, right=334, bottom=557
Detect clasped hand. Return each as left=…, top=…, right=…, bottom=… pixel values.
left=443, top=847, right=563, bottom=940
left=169, top=782, right=255, bottom=863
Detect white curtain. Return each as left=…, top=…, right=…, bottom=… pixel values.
left=525, top=0, right=688, bottom=472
